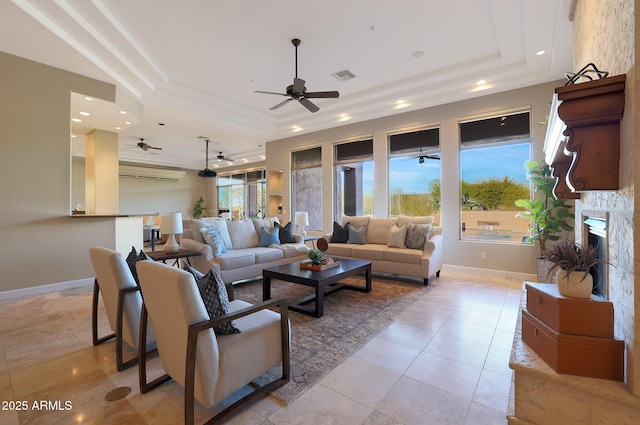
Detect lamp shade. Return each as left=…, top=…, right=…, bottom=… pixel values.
left=160, top=212, right=183, bottom=235
left=295, top=211, right=309, bottom=226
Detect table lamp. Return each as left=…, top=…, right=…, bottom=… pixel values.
left=160, top=212, right=183, bottom=253
left=295, top=211, right=309, bottom=238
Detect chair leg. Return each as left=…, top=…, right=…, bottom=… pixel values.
left=92, top=279, right=115, bottom=346
left=138, top=304, right=171, bottom=393
left=115, top=288, right=139, bottom=371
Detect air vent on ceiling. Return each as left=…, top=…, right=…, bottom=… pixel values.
left=119, top=165, right=186, bottom=182
left=332, top=70, right=356, bottom=81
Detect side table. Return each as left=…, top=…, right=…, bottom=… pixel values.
left=147, top=248, right=201, bottom=267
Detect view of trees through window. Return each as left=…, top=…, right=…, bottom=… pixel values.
left=334, top=139, right=374, bottom=219
left=459, top=111, right=531, bottom=242
left=291, top=147, right=322, bottom=230
left=388, top=127, right=441, bottom=220
left=217, top=170, right=266, bottom=220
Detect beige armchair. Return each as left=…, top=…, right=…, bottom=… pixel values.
left=136, top=260, right=290, bottom=425
left=89, top=247, right=155, bottom=371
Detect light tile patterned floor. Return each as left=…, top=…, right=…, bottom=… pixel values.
left=0, top=269, right=522, bottom=424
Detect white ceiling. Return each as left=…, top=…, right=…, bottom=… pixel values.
left=1, top=0, right=574, bottom=171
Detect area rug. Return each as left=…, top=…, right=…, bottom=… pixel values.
left=232, top=275, right=426, bottom=404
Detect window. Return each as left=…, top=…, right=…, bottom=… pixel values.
left=388, top=128, right=441, bottom=218
left=459, top=111, right=531, bottom=242
left=217, top=170, right=266, bottom=220
left=291, top=147, right=322, bottom=230
left=334, top=139, right=373, bottom=219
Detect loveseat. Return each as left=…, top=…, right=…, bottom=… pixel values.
left=319, top=215, right=443, bottom=285
left=180, top=217, right=310, bottom=283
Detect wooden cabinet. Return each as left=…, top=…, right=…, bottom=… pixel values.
left=544, top=75, right=626, bottom=197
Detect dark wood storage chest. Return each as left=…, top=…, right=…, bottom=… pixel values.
left=522, top=309, right=624, bottom=381
left=525, top=282, right=614, bottom=338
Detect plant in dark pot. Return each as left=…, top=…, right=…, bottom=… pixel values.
left=542, top=238, right=609, bottom=298
left=307, top=249, right=324, bottom=266
left=515, top=160, right=575, bottom=281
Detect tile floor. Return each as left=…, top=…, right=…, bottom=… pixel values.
left=0, top=269, right=523, bottom=425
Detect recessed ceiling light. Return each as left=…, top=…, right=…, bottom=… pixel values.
left=536, top=50, right=546, bottom=56
left=412, top=50, right=424, bottom=58
left=84, top=96, right=93, bottom=101
left=115, top=126, right=121, bottom=130
left=71, top=118, right=81, bottom=122
left=338, top=113, right=351, bottom=122
left=158, top=122, right=165, bottom=126
left=292, top=125, right=302, bottom=132
left=79, top=111, right=90, bottom=116
left=124, top=121, right=131, bottom=125
left=476, top=79, right=487, bottom=85
left=119, top=111, right=127, bottom=115
left=71, top=134, right=76, bottom=138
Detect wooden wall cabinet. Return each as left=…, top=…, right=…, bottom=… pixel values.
left=545, top=75, right=626, bottom=197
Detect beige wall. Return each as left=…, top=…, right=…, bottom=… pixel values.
left=0, top=52, right=202, bottom=293
left=266, top=81, right=562, bottom=276
left=573, top=0, right=638, bottom=395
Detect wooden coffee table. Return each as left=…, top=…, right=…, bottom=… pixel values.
left=262, top=258, right=371, bottom=318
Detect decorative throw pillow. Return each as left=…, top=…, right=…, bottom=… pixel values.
left=275, top=221, right=296, bottom=244
left=182, top=264, right=240, bottom=335
left=200, top=226, right=227, bottom=256
left=258, top=226, right=281, bottom=247
left=347, top=224, right=367, bottom=244
left=387, top=224, right=408, bottom=248
left=330, top=221, right=349, bottom=243
left=125, top=246, right=151, bottom=285
left=405, top=223, right=433, bottom=250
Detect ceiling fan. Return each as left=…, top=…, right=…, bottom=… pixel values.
left=418, top=154, right=440, bottom=164
left=255, top=38, right=339, bottom=113
left=134, top=138, right=162, bottom=152
left=198, top=138, right=217, bottom=178
left=217, top=152, right=233, bottom=162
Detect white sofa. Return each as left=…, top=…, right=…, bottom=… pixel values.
left=180, top=217, right=309, bottom=283
left=320, top=215, right=443, bottom=285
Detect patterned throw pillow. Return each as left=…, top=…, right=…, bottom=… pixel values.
left=182, top=264, right=240, bottom=335
left=275, top=222, right=296, bottom=244
left=387, top=224, right=408, bottom=248
left=125, top=246, right=151, bottom=285
left=330, top=221, right=350, bottom=243
left=347, top=224, right=367, bottom=244
left=405, top=223, right=433, bottom=250
left=200, top=226, right=228, bottom=256
left=258, top=226, right=281, bottom=247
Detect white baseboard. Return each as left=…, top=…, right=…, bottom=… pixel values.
left=442, top=264, right=536, bottom=282
left=0, top=278, right=94, bottom=300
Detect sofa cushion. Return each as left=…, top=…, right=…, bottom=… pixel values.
left=342, top=215, right=370, bottom=229
left=397, top=215, right=434, bottom=227
left=351, top=244, right=386, bottom=261
left=277, top=243, right=309, bottom=258
left=126, top=246, right=151, bottom=285
left=384, top=247, right=424, bottom=264
left=330, top=221, right=349, bottom=243
left=193, top=218, right=233, bottom=250
left=387, top=224, right=408, bottom=248
left=227, top=219, right=259, bottom=249
left=252, top=217, right=279, bottom=235
left=182, top=264, right=240, bottom=335
left=366, top=217, right=398, bottom=245
left=276, top=222, right=296, bottom=244
left=249, top=247, right=284, bottom=264
left=405, top=223, right=433, bottom=250
left=214, top=250, right=256, bottom=270
left=347, top=224, right=367, bottom=244
left=258, top=226, right=280, bottom=247
left=325, top=243, right=353, bottom=257
left=201, top=227, right=228, bottom=256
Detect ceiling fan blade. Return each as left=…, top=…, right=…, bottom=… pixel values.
left=304, top=91, right=340, bottom=99
left=299, top=98, right=319, bottom=113
left=270, top=98, right=293, bottom=110
left=148, top=146, right=162, bottom=150
left=255, top=90, right=288, bottom=96
left=292, top=78, right=305, bottom=94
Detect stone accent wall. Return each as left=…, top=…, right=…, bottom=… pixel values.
left=573, top=0, right=638, bottom=395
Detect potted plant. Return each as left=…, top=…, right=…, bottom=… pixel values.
left=542, top=238, right=607, bottom=298
left=193, top=196, right=206, bottom=219
left=515, top=160, right=575, bottom=281
left=307, top=249, right=324, bottom=266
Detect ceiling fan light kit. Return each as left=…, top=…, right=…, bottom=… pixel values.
left=255, top=38, right=339, bottom=113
